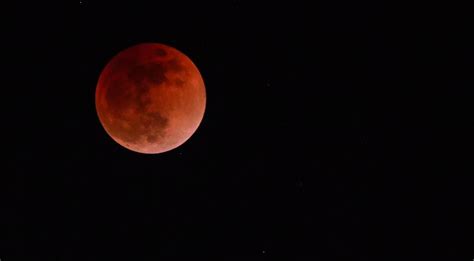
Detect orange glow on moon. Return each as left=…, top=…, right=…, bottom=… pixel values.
left=95, top=43, right=206, bottom=154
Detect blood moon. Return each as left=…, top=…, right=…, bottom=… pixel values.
left=95, top=43, right=206, bottom=154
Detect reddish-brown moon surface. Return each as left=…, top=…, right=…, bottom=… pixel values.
left=95, top=43, right=206, bottom=154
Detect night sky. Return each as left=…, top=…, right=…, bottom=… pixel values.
left=6, top=1, right=473, bottom=259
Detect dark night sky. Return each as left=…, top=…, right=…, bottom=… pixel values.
left=6, top=1, right=473, bottom=259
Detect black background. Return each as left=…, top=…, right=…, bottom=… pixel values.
left=6, top=1, right=473, bottom=259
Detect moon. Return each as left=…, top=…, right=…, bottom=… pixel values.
left=95, top=43, right=206, bottom=154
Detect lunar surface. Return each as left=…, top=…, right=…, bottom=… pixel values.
left=95, top=43, right=206, bottom=154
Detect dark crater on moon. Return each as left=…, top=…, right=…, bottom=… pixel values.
left=128, top=63, right=168, bottom=86
left=154, top=48, right=167, bottom=57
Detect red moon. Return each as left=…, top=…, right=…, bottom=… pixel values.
left=95, top=43, right=206, bottom=154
